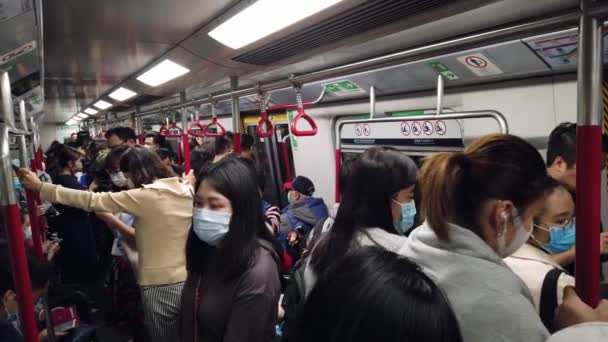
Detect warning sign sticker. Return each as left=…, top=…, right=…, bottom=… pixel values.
left=457, top=52, right=503, bottom=77
left=411, top=122, right=422, bottom=136
left=363, top=124, right=371, bottom=136
left=435, top=120, right=447, bottom=136
left=355, top=124, right=362, bottom=136
left=401, top=122, right=411, bottom=136
left=0, top=41, right=36, bottom=67
left=422, top=121, right=434, bottom=136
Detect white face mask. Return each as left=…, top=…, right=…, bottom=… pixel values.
left=497, top=207, right=532, bottom=258
left=110, top=171, right=129, bottom=188
left=192, top=208, right=231, bottom=246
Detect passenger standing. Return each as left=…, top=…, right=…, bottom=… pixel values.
left=213, top=135, right=234, bottom=163
left=19, top=145, right=193, bottom=342
left=401, top=134, right=607, bottom=342
left=241, top=133, right=255, bottom=160
left=45, top=144, right=98, bottom=287
left=294, top=247, right=462, bottom=342
left=180, top=157, right=281, bottom=342
left=105, top=126, right=137, bottom=149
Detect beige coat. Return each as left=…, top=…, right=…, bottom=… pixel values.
left=505, top=243, right=575, bottom=311
left=41, top=177, right=193, bottom=286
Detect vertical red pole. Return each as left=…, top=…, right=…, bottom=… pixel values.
left=335, top=149, right=341, bottom=203
left=575, top=0, right=602, bottom=306
left=233, top=133, right=242, bottom=154
left=281, top=142, right=293, bottom=182
left=138, top=134, right=144, bottom=145
left=182, top=133, right=191, bottom=173
left=3, top=204, right=39, bottom=342
left=25, top=190, right=44, bottom=260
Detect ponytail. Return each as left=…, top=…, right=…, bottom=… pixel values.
left=420, top=153, right=468, bottom=241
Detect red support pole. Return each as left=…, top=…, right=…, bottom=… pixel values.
left=335, top=149, right=341, bottom=203
left=281, top=142, right=293, bottom=183
left=3, top=204, right=39, bottom=342
left=575, top=126, right=601, bottom=306
left=25, top=190, right=44, bottom=260
left=182, top=133, right=191, bottom=173
left=35, top=147, right=43, bottom=171
left=233, top=133, right=242, bottom=154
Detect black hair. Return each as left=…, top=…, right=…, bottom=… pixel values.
left=533, top=177, right=565, bottom=226
left=155, top=148, right=173, bottom=162
left=190, top=141, right=216, bottom=175
left=85, top=138, right=108, bottom=162
left=105, top=127, right=136, bottom=143
left=75, top=131, right=92, bottom=149
left=311, top=147, right=417, bottom=279
left=0, top=242, right=54, bottom=294
left=338, top=157, right=357, bottom=195
left=547, top=122, right=576, bottom=168
left=45, top=144, right=83, bottom=178
left=296, top=247, right=462, bottom=342
left=185, top=157, right=281, bottom=280
left=145, top=131, right=162, bottom=145
left=214, top=136, right=233, bottom=156
left=242, top=133, right=254, bottom=150
left=107, top=145, right=174, bottom=188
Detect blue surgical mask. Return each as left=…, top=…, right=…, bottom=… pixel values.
left=13, top=178, right=22, bottom=192
left=192, top=208, right=231, bottom=246
left=534, top=221, right=576, bottom=253
left=392, top=199, right=416, bottom=234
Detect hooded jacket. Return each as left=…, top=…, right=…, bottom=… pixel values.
left=400, top=223, right=549, bottom=342
left=180, top=239, right=281, bottom=342
left=40, top=177, right=193, bottom=286
left=279, top=197, right=329, bottom=250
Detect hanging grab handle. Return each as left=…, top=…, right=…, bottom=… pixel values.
left=291, top=87, right=317, bottom=137
left=160, top=116, right=183, bottom=138
left=204, top=102, right=226, bottom=137
left=257, top=92, right=273, bottom=138
left=188, top=107, right=206, bottom=138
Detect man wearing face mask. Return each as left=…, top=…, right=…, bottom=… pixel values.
left=279, top=176, right=329, bottom=269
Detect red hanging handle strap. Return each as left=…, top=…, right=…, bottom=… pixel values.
left=257, top=93, right=273, bottom=138
left=160, top=122, right=183, bottom=138
left=204, top=117, right=226, bottom=137
left=291, top=89, right=317, bottom=137
left=188, top=108, right=206, bottom=138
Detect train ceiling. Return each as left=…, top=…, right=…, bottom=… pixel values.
left=0, top=0, right=580, bottom=124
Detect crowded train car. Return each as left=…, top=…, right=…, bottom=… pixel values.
left=2, top=0, right=608, bottom=341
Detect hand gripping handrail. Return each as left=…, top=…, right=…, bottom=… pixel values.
left=187, top=106, right=206, bottom=138
left=204, top=101, right=226, bottom=138
left=290, top=86, right=318, bottom=136
left=257, top=92, right=273, bottom=138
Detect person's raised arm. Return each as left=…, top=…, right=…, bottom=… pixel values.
left=19, top=168, right=144, bottom=216
left=95, top=212, right=136, bottom=248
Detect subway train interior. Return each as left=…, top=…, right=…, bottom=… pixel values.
left=2, top=0, right=608, bottom=341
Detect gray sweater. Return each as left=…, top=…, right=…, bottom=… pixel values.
left=399, top=223, right=550, bottom=342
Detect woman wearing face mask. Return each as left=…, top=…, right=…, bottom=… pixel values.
left=44, top=144, right=99, bottom=287
left=180, top=157, right=282, bottom=342
left=505, top=180, right=578, bottom=331
left=401, top=134, right=608, bottom=342
left=304, top=146, right=418, bottom=296
left=19, top=145, right=192, bottom=342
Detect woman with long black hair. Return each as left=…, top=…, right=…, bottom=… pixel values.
left=180, top=156, right=282, bottom=342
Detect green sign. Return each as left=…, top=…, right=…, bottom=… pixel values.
left=430, top=61, right=460, bottom=81
left=287, top=110, right=298, bottom=150
left=390, top=110, right=426, bottom=117
left=323, top=80, right=365, bottom=97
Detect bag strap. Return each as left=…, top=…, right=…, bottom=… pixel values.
left=539, top=268, right=564, bottom=332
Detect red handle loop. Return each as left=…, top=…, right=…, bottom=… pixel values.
left=291, top=91, right=317, bottom=136
left=257, top=111, right=273, bottom=138
left=188, top=120, right=206, bottom=138
left=204, top=117, right=226, bottom=137
left=160, top=122, right=183, bottom=138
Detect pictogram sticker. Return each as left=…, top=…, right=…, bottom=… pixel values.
left=0, top=41, right=36, bottom=67
left=423, top=121, right=434, bottom=135
left=355, top=124, right=362, bottom=136
left=435, top=120, right=447, bottom=136
left=363, top=124, right=371, bottom=136
left=457, top=52, right=503, bottom=77
left=401, top=122, right=411, bottom=136
left=411, top=122, right=422, bottom=136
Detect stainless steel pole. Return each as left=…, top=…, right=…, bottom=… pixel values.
left=230, top=76, right=242, bottom=153
left=0, top=71, right=14, bottom=128
left=369, top=86, right=376, bottom=119
left=436, top=74, right=444, bottom=115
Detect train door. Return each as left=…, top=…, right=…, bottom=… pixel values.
left=245, top=114, right=294, bottom=209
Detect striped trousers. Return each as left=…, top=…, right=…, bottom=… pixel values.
left=140, top=282, right=184, bottom=342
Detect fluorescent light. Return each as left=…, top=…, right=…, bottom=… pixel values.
left=84, top=108, right=98, bottom=115
left=208, top=0, right=343, bottom=49
left=66, top=120, right=77, bottom=125
left=72, top=116, right=82, bottom=122
left=136, top=59, right=190, bottom=87
left=109, top=87, right=137, bottom=101
left=76, top=113, right=89, bottom=119
left=94, top=100, right=112, bottom=110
